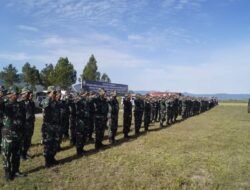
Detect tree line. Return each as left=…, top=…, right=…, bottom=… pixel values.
left=0, top=54, right=111, bottom=90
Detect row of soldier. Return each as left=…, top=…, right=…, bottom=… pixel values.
left=0, top=85, right=218, bottom=181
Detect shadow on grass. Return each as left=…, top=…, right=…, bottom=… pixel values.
left=24, top=108, right=216, bottom=175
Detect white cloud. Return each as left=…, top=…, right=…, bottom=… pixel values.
left=17, top=25, right=39, bottom=32
left=129, top=43, right=250, bottom=93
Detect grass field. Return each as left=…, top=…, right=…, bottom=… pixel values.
left=0, top=102, right=250, bottom=190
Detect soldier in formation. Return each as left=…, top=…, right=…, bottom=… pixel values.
left=1, top=84, right=218, bottom=182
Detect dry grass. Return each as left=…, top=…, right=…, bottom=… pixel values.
left=0, top=102, right=249, bottom=190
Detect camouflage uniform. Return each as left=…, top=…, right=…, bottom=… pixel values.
left=166, top=98, right=173, bottom=124
left=21, top=88, right=35, bottom=159
left=41, top=86, right=60, bottom=167
left=144, top=99, right=151, bottom=131
left=108, top=92, right=119, bottom=143
left=134, top=96, right=144, bottom=135
left=75, top=95, right=89, bottom=155
left=1, top=86, right=25, bottom=180
left=0, top=86, right=5, bottom=152
left=181, top=98, right=188, bottom=119
left=68, top=98, right=76, bottom=145
left=93, top=90, right=108, bottom=149
left=159, top=98, right=166, bottom=127
left=173, top=97, right=179, bottom=122
left=87, top=95, right=95, bottom=141
left=155, top=99, right=160, bottom=122
left=60, top=99, right=70, bottom=139
left=123, top=96, right=132, bottom=138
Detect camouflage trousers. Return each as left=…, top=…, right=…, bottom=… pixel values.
left=22, top=120, right=34, bottom=156
left=42, top=123, right=60, bottom=158
left=108, top=115, right=118, bottom=140
left=1, top=132, right=21, bottom=175
left=144, top=112, right=151, bottom=131
left=88, top=115, right=95, bottom=139
left=0, top=123, right=2, bottom=151
left=134, top=111, right=143, bottom=134
left=159, top=111, right=166, bottom=127
left=123, top=114, right=132, bottom=135
left=75, top=119, right=88, bottom=152
left=69, top=116, right=76, bottom=145
left=95, top=116, right=106, bottom=148
left=61, top=115, right=69, bottom=138
left=181, top=108, right=187, bottom=119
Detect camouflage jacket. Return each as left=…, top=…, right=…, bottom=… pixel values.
left=2, top=99, right=25, bottom=139
left=23, top=99, right=35, bottom=122
left=41, top=97, right=60, bottom=125
left=93, top=96, right=108, bottom=117
left=75, top=98, right=90, bottom=121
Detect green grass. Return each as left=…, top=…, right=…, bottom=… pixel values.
left=0, top=103, right=250, bottom=190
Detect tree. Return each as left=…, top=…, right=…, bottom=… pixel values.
left=53, top=57, right=76, bottom=89
left=0, top=64, right=19, bottom=86
left=101, top=73, right=111, bottom=83
left=81, top=54, right=99, bottom=81
left=40, top=64, right=55, bottom=88
left=22, top=62, right=40, bottom=89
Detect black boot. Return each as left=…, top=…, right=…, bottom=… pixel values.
left=76, top=147, right=84, bottom=156
left=4, top=168, right=12, bottom=181
left=51, top=157, right=59, bottom=165
left=45, top=156, right=52, bottom=168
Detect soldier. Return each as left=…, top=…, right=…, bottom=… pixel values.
left=87, top=92, right=95, bottom=142
left=93, top=89, right=108, bottom=149
left=0, top=86, right=6, bottom=152
left=123, top=94, right=132, bottom=138
left=155, top=98, right=160, bottom=122
left=41, top=86, right=60, bottom=168
left=61, top=93, right=70, bottom=139
left=159, top=97, right=166, bottom=127
left=2, top=86, right=25, bottom=181
left=144, top=97, right=151, bottom=131
left=21, top=87, right=35, bottom=160
left=166, top=97, right=173, bottom=125
left=55, top=91, right=63, bottom=151
left=68, top=94, right=76, bottom=146
left=108, top=90, right=119, bottom=144
left=173, top=96, right=179, bottom=122
left=134, top=94, right=144, bottom=135
left=75, top=92, right=89, bottom=156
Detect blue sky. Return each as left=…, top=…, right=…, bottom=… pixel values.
left=0, top=0, right=250, bottom=93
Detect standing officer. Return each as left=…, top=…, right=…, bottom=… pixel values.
left=134, top=94, right=144, bottom=135
left=0, top=86, right=6, bottom=152
left=2, top=86, right=25, bottom=181
left=68, top=94, right=76, bottom=146
left=75, top=92, right=89, bottom=156
left=41, top=86, right=60, bottom=168
left=21, top=87, right=35, bottom=160
left=93, top=89, right=108, bottom=150
left=123, top=94, right=132, bottom=138
left=108, top=90, right=119, bottom=144
left=144, top=97, right=151, bottom=131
